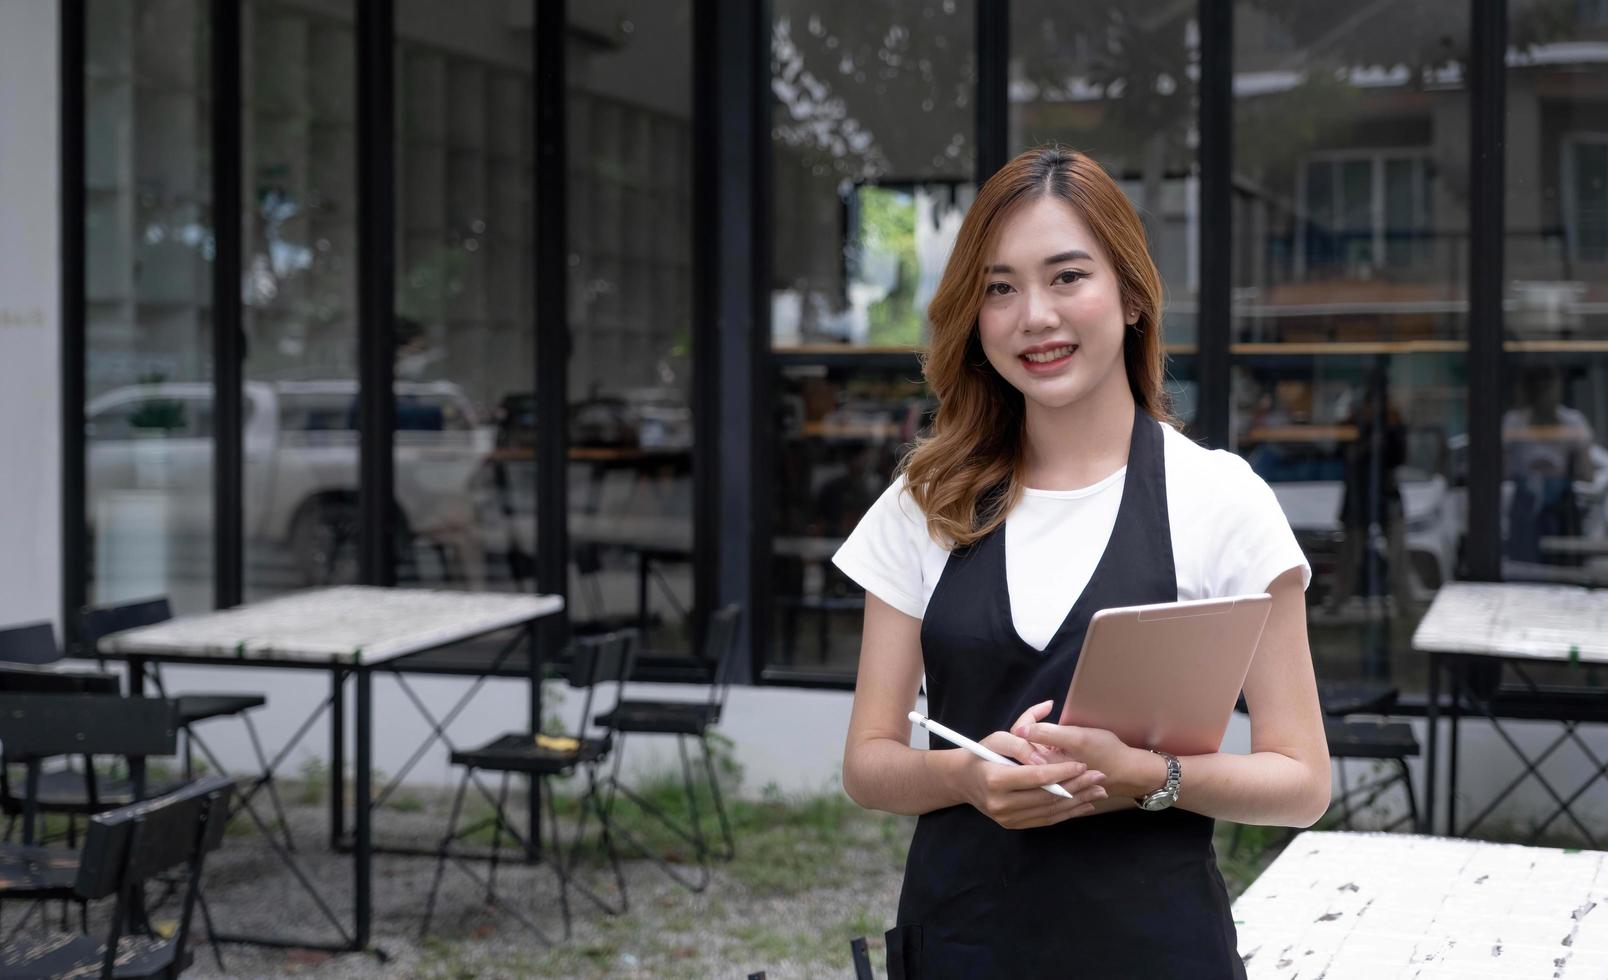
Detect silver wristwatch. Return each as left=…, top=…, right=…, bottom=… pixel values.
left=1136, top=750, right=1181, bottom=811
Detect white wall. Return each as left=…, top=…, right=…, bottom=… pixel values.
left=157, top=664, right=1608, bottom=844
left=0, top=0, right=61, bottom=634
left=152, top=666, right=861, bottom=797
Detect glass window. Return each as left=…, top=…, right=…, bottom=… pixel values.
left=1232, top=1, right=1471, bottom=685
left=84, top=0, right=214, bottom=613
left=393, top=0, right=535, bottom=592
left=1503, top=1, right=1608, bottom=587
left=767, top=0, right=975, bottom=676
left=241, top=0, right=361, bottom=598
left=566, top=1, right=696, bottom=652
left=1010, top=0, right=1201, bottom=431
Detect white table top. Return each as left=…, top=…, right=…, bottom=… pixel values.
left=96, top=586, right=565, bottom=667
left=1234, top=831, right=1608, bottom=978
left=1411, top=581, right=1608, bottom=664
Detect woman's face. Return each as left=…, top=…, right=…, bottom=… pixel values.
left=976, top=195, right=1135, bottom=413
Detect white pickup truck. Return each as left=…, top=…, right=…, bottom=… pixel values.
left=86, top=379, right=491, bottom=585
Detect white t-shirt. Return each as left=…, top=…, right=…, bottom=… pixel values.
left=831, top=422, right=1312, bottom=652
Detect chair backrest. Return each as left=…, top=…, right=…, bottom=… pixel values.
left=850, top=936, right=874, bottom=980
left=0, top=661, right=121, bottom=695
left=0, top=621, right=62, bottom=667
left=78, top=596, right=173, bottom=653
left=700, top=604, right=743, bottom=713
left=566, top=628, right=639, bottom=689
left=74, top=773, right=233, bottom=900
left=0, top=694, right=179, bottom=759
left=566, top=629, right=639, bottom=738
left=74, top=774, right=234, bottom=978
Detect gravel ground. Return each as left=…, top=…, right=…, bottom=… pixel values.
left=102, top=781, right=911, bottom=980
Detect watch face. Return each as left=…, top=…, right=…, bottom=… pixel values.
left=1140, top=791, right=1174, bottom=811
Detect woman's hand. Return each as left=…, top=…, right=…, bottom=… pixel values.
left=1005, top=701, right=1165, bottom=802
left=938, top=730, right=1108, bottom=829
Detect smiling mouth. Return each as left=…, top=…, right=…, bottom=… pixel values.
left=1021, top=344, right=1077, bottom=364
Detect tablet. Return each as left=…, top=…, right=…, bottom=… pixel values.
left=1058, top=594, right=1272, bottom=757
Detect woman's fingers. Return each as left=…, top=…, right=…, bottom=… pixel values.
left=989, top=759, right=1089, bottom=794
left=979, top=728, right=1060, bottom=767
left=1006, top=790, right=1103, bottom=828
left=1008, top=699, right=1055, bottom=738
left=1014, top=721, right=1088, bottom=758
left=1057, top=769, right=1107, bottom=800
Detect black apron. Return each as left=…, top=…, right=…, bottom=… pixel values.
left=887, top=409, right=1245, bottom=979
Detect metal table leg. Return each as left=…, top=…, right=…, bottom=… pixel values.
left=355, top=668, right=372, bottom=950
left=1424, top=647, right=1439, bottom=834
left=1449, top=657, right=1462, bottom=835
left=331, top=667, right=345, bottom=851
left=528, top=621, right=543, bottom=861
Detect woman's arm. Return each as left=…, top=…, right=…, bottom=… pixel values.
left=1013, top=567, right=1331, bottom=827
left=842, top=593, right=1104, bottom=822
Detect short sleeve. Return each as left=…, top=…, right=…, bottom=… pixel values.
left=1211, top=454, right=1312, bottom=596
left=831, top=475, right=930, bottom=620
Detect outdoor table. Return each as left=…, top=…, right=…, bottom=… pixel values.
left=95, top=585, right=564, bottom=956
left=1233, top=830, right=1608, bottom=978
left=1413, top=581, right=1608, bottom=842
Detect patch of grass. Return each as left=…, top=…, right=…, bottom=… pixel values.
left=1214, top=822, right=1294, bottom=897
left=726, top=905, right=889, bottom=973
left=296, top=756, right=327, bottom=806
left=388, top=793, right=426, bottom=813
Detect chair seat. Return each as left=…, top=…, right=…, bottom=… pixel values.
left=0, top=929, right=185, bottom=979
left=1316, top=680, right=1399, bottom=717
left=175, top=693, right=266, bottom=724
left=595, top=700, right=720, bottom=736
left=450, top=733, right=611, bottom=774
left=0, top=843, right=80, bottom=898
left=1, top=770, right=189, bottom=816
left=1325, top=718, right=1419, bottom=760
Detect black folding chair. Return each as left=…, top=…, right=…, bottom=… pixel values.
left=592, top=604, right=741, bottom=891
left=0, top=624, right=130, bottom=846
left=1324, top=717, right=1421, bottom=831
left=0, top=774, right=233, bottom=979
left=79, top=600, right=294, bottom=851
left=0, top=694, right=186, bottom=945
left=421, top=630, right=640, bottom=941
left=1230, top=679, right=1418, bottom=854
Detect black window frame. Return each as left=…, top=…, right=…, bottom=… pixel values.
left=58, top=0, right=1511, bottom=686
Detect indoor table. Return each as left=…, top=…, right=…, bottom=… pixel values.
left=95, top=585, right=564, bottom=956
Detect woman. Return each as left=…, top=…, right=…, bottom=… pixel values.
left=834, top=146, right=1330, bottom=978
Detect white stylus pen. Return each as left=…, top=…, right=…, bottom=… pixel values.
left=908, top=710, right=1075, bottom=800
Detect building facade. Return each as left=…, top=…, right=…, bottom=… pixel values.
left=9, top=0, right=1608, bottom=695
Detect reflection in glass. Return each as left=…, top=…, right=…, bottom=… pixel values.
left=772, top=363, right=932, bottom=670
left=770, top=0, right=976, bottom=350
left=84, top=0, right=214, bottom=614
left=394, top=0, right=534, bottom=591
left=1502, top=0, right=1608, bottom=585
left=1231, top=0, right=1471, bottom=683
left=1009, top=0, right=1200, bottom=428
left=566, top=1, right=695, bottom=651
left=767, top=1, right=974, bottom=674
left=241, top=0, right=361, bottom=599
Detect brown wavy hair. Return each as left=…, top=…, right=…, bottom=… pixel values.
left=902, top=145, right=1172, bottom=549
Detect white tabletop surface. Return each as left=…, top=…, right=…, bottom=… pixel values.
left=96, top=586, right=565, bottom=667
left=1411, top=581, right=1608, bottom=664
left=1234, top=831, right=1608, bottom=978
